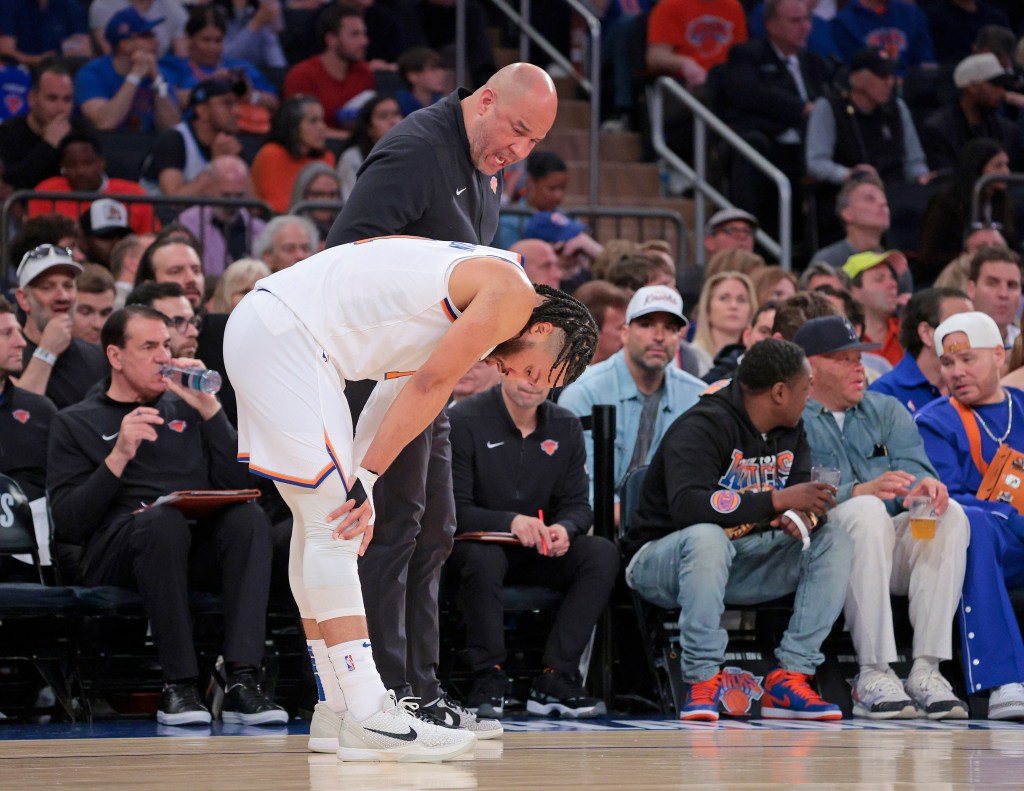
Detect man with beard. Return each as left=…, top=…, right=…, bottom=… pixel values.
left=126, top=282, right=201, bottom=359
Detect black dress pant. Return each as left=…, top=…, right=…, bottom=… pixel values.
left=448, top=535, right=620, bottom=677
left=82, top=502, right=273, bottom=681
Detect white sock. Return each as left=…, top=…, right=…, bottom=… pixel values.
left=860, top=663, right=890, bottom=676
left=307, top=639, right=346, bottom=714
left=911, top=656, right=940, bottom=676
left=327, top=640, right=388, bottom=722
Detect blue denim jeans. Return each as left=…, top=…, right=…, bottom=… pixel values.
left=627, top=523, right=853, bottom=683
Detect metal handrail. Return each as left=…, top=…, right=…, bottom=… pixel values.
left=971, top=172, right=1024, bottom=225
left=647, top=77, right=792, bottom=270
left=1, top=191, right=274, bottom=282
left=499, top=204, right=689, bottom=267
left=461, top=0, right=602, bottom=209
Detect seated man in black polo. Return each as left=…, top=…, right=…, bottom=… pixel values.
left=0, top=295, right=57, bottom=581
left=448, top=375, right=620, bottom=718
left=46, top=306, right=283, bottom=726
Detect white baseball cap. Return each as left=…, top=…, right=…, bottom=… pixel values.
left=626, top=285, right=688, bottom=327
left=953, top=53, right=1013, bottom=89
left=935, top=311, right=1003, bottom=355
left=16, top=244, right=82, bottom=289
left=81, top=198, right=130, bottom=238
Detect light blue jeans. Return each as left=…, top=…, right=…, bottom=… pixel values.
left=627, top=523, right=853, bottom=683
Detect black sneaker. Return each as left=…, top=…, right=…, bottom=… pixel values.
left=411, top=692, right=504, bottom=739
left=527, top=670, right=607, bottom=718
left=465, top=667, right=508, bottom=718
left=157, top=682, right=212, bottom=726
left=221, top=673, right=288, bottom=725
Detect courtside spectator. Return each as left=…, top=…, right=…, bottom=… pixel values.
left=75, top=7, right=181, bottom=133
left=810, top=175, right=891, bottom=269
left=251, top=96, right=335, bottom=213
left=177, top=155, right=265, bottom=277
left=0, top=0, right=89, bottom=67
left=282, top=5, right=374, bottom=133
left=495, top=151, right=569, bottom=249
left=449, top=377, right=618, bottom=719
left=934, top=223, right=1007, bottom=292
left=126, top=281, right=201, bottom=358
left=253, top=214, right=317, bottom=273
left=289, top=162, right=341, bottom=242
left=869, top=287, right=973, bottom=412
left=141, top=77, right=244, bottom=197
left=28, top=131, right=156, bottom=235
left=14, top=244, right=107, bottom=408
left=691, top=271, right=757, bottom=377
left=842, top=250, right=907, bottom=366
left=702, top=300, right=779, bottom=383
left=921, top=53, right=1023, bottom=174
left=571, top=280, right=629, bottom=365
left=0, top=59, right=84, bottom=192
left=47, top=305, right=284, bottom=726
left=395, top=46, right=445, bottom=117
left=704, top=208, right=757, bottom=257
left=208, top=257, right=269, bottom=315
left=771, top=289, right=840, bottom=340
left=336, top=94, right=402, bottom=201
left=8, top=215, right=87, bottom=279
left=78, top=199, right=131, bottom=268
left=72, top=264, right=117, bottom=345
left=559, top=286, right=704, bottom=512
left=965, top=245, right=1023, bottom=349
left=220, top=0, right=286, bottom=70
left=833, top=0, right=936, bottom=75
left=624, top=338, right=850, bottom=722
left=796, top=315, right=970, bottom=720
left=109, top=232, right=155, bottom=307
left=511, top=238, right=562, bottom=290
left=607, top=252, right=676, bottom=292
left=752, top=266, right=797, bottom=305
left=90, top=0, right=187, bottom=58
left=645, top=0, right=748, bottom=88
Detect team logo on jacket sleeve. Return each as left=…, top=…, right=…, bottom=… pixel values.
left=540, top=439, right=559, bottom=456
left=710, top=489, right=741, bottom=514
left=11, top=409, right=29, bottom=424
left=168, top=420, right=187, bottom=433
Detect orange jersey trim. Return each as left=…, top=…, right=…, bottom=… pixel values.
left=384, top=370, right=417, bottom=380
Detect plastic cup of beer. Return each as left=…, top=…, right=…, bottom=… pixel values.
left=909, top=496, right=936, bottom=540
left=811, top=466, right=841, bottom=490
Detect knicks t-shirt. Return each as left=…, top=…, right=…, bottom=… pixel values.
left=647, top=0, right=748, bottom=71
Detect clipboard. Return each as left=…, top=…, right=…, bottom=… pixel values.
left=454, top=531, right=522, bottom=546
left=134, top=489, right=262, bottom=518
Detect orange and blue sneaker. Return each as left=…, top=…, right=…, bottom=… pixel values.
left=760, top=668, right=842, bottom=721
left=680, top=672, right=724, bottom=721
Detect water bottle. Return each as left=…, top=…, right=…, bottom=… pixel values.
left=160, top=364, right=222, bottom=395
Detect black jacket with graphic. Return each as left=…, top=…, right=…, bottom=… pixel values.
left=449, top=385, right=592, bottom=539
left=623, top=378, right=813, bottom=556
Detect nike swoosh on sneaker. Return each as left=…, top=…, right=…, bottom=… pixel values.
left=364, top=724, right=418, bottom=741
left=439, top=710, right=457, bottom=726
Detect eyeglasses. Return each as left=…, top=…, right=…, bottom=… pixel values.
left=168, top=315, right=203, bottom=333
left=715, top=223, right=754, bottom=239
left=23, top=244, right=74, bottom=262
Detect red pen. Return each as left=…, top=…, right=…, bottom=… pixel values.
left=538, top=509, right=549, bottom=556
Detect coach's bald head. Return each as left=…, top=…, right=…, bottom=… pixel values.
left=462, top=63, right=558, bottom=176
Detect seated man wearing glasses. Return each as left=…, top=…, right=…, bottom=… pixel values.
left=126, top=282, right=202, bottom=359
left=13, top=244, right=108, bottom=408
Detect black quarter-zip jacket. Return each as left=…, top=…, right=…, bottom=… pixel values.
left=449, top=386, right=592, bottom=538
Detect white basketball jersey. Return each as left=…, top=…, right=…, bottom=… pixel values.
left=253, top=236, right=528, bottom=382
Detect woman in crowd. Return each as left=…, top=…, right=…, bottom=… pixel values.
left=251, top=95, right=334, bottom=213
left=917, top=138, right=1015, bottom=286
left=209, top=256, right=270, bottom=314
left=336, top=94, right=403, bottom=201
left=290, top=163, right=342, bottom=241
left=691, top=270, right=757, bottom=376
left=752, top=265, right=797, bottom=306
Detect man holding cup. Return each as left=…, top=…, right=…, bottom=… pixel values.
left=794, top=315, right=970, bottom=720
left=915, top=311, right=1024, bottom=719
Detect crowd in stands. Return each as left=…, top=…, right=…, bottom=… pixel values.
left=3, top=0, right=1024, bottom=729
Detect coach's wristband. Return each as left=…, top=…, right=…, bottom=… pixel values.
left=783, top=509, right=811, bottom=552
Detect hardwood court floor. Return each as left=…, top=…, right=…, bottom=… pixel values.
left=4, top=720, right=1024, bottom=790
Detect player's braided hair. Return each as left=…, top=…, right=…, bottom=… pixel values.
left=527, top=284, right=598, bottom=385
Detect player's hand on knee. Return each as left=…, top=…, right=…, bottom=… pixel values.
left=330, top=499, right=373, bottom=541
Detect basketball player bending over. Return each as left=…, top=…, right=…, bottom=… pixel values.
left=223, top=236, right=596, bottom=762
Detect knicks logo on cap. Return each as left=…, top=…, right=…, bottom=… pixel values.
left=710, top=490, right=741, bottom=514
left=540, top=439, right=559, bottom=456
left=168, top=420, right=187, bottom=433
left=12, top=409, right=29, bottom=424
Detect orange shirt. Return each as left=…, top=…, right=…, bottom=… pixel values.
left=28, top=177, right=157, bottom=235
left=250, top=142, right=336, bottom=215
left=647, top=0, right=748, bottom=71
left=865, top=315, right=904, bottom=367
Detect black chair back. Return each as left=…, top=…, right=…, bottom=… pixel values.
left=617, top=465, right=649, bottom=542
left=0, top=474, right=43, bottom=583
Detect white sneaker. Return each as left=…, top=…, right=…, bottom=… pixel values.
left=337, top=691, right=476, bottom=763
left=851, top=668, right=917, bottom=719
left=988, top=683, right=1024, bottom=720
left=308, top=702, right=342, bottom=753
left=413, top=693, right=504, bottom=740
left=904, top=670, right=968, bottom=720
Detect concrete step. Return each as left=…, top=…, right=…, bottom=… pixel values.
left=540, top=129, right=643, bottom=163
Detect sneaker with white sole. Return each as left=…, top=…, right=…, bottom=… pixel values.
left=988, top=683, right=1024, bottom=720
left=413, top=693, right=504, bottom=739
left=904, top=670, right=968, bottom=720
left=337, top=692, right=476, bottom=763
left=308, top=702, right=342, bottom=753
left=526, top=670, right=607, bottom=719
left=851, top=668, right=917, bottom=719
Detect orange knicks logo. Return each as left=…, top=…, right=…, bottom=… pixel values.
left=12, top=409, right=29, bottom=424
left=540, top=439, right=559, bottom=456
left=168, top=420, right=187, bottom=433
left=720, top=667, right=763, bottom=715
left=710, top=490, right=741, bottom=514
